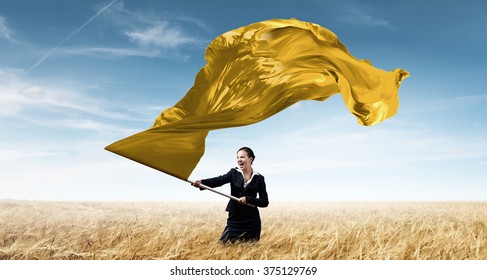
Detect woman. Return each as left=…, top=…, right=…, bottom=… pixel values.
left=193, top=147, right=269, bottom=243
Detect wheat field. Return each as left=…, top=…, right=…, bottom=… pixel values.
left=1, top=200, right=486, bottom=260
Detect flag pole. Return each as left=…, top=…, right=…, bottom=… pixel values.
left=186, top=179, right=256, bottom=208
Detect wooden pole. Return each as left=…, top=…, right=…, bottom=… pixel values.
left=186, top=179, right=256, bottom=208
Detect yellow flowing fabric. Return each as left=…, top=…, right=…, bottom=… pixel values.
left=105, top=18, right=409, bottom=180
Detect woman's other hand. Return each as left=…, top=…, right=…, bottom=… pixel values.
left=192, top=180, right=202, bottom=188
left=238, top=196, right=247, bottom=204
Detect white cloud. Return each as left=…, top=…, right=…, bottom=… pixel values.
left=0, top=69, right=141, bottom=121
left=0, top=69, right=151, bottom=141
left=0, top=149, right=61, bottom=161
left=62, top=46, right=191, bottom=61
left=60, top=11, right=207, bottom=61
left=0, top=139, right=192, bottom=201
left=288, top=103, right=303, bottom=110
left=126, top=21, right=199, bottom=48
left=403, top=94, right=487, bottom=113
left=19, top=86, right=45, bottom=99
left=340, top=9, right=394, bottom=29
left=28, top=118, right=138, bottom=135
left=64, top=46, right=160, bottom=58
left=98, top=2, right=208, bottom=59
left=0, top=16, right=15, bottom=42
left=278, top=124, right=487, bottom=164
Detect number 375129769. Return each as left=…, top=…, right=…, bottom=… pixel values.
left=263, top=266, right=318, bottom=276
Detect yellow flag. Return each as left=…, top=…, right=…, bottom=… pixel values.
left=105, top=18, right=409, bottom=180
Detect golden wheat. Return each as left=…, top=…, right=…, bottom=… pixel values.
left=1, top=200, right=486, bottom=260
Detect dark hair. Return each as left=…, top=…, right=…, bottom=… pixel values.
left=237, top=147, right=255, bottom=163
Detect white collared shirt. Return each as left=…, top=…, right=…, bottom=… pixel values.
left=236, top=167, right=260, bottom=187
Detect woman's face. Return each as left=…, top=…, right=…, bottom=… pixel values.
left=237, top=150, right=252, bottom=171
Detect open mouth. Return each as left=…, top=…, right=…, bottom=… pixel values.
left=238, top=162, right=244, bottom=168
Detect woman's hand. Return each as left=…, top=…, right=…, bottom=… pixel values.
left=238, top=196, right=247, bottom=204
left=192, top=180, right=202, bottom=188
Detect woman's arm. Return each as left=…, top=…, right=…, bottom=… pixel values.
left=199, top=169, right=233, bottom=188
left=245, top=176, right=269, bottom=207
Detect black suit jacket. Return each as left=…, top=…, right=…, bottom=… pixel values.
left=202, top=168, right=269, bottom=217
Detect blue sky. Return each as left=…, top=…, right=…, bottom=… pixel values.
left=1, top=0, right=486, bottom=201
